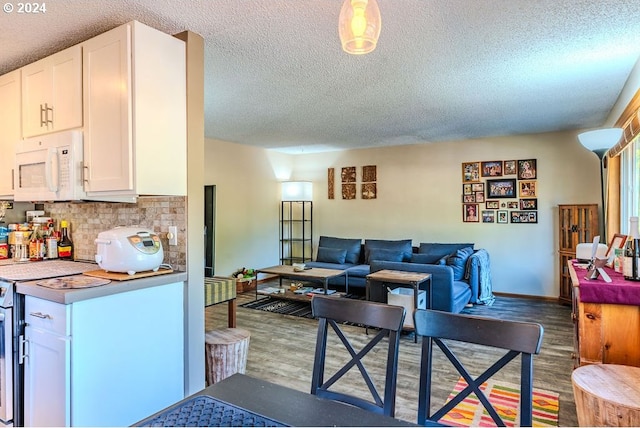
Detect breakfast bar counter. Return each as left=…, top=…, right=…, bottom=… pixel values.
left=16, top=269, right=187, bottom=304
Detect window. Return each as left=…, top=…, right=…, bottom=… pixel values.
left=620, top=137, right=640, bottom=234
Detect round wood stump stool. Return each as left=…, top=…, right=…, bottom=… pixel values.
left=205, top=328, right=251, bottom=385
left=572, top=364, right=640, bottom=426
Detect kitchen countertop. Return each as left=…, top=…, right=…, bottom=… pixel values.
left=16, top=270, right=187, bottom=304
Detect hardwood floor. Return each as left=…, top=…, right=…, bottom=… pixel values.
left=205, top=291, right=577, bottom=426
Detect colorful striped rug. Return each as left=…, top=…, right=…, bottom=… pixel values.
left=438, top=378, right=559, bottom=427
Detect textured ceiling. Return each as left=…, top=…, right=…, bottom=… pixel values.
left=2, top=0, right=640, bottom=153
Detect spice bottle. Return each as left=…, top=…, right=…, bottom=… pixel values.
left=58, top=220, right=74, bottom=260
left=29, top=224, right=44, bottom=261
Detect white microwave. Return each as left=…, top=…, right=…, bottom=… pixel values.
left=14, top=130, right=86, bottom=202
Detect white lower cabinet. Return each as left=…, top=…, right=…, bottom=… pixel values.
left=23, top=281, right=185, bottom=427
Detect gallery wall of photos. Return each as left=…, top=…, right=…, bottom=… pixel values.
left=461, top=159, right=538, bottom=224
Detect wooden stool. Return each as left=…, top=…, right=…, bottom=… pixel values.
left=205, top=328, right=251, bottom=385
left=572, top=364, right=640, bottom=426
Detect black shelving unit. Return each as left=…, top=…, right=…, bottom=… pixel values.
left=280, top=201, right=312, bottom=265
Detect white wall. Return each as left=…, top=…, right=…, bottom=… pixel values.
left=204, top=138, right=289, bottom=276
left=205, top=130, right=600, bottom=299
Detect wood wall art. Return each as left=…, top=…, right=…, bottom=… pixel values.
left=342, top=183, right=356, bottom=200
left=341, top=166, right=356, bottom=183
left=362, top=183, right=376, bottom=199
left=361, top=165, right=377, bottom=199
left=328, top=168, right=335, bottom=199
left=461, top=158, right=538, bottom=224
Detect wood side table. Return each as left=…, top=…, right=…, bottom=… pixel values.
left=572, top=364, right=640, bottom=426
left=365, top=269, right=432, bottom=342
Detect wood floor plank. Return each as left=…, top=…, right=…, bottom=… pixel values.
left=205, top=292, right=576, bottom=426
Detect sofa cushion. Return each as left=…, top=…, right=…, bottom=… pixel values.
left=446, top=247, right=475, bottom=280
left=316, top=246, right=348, bottom=264
left=418, top=243, right=475, bottom=263
left=411, top=253, right=447, bottom=265
left=318, top=236, right=362, bottom=264
left=368, top=248, right=404, bottom=263
left=345, top=264, right=371, bottom=278
left=364, top=239, right=412, bottom=264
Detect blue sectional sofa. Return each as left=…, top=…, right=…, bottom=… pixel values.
left=305, top=236, right=493, bottom=313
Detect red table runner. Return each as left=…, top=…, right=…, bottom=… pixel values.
left=573, top=260, right=640, bottom=305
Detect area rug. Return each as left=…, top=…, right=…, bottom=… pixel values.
left=241, top=297, right=314, bottom=318
left=438, top=377, right=559, bottom=427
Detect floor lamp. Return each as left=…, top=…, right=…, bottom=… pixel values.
left=577, top=128, right=623, bottom=242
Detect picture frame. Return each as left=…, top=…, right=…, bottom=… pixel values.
left=519, top=180, right=537, bottom=197
left=475, top=191, right=485, bottom=203
left=486, top=200, right=499, bottom=209
left=481, top=161, right=503, bottom=177
left=510, top=211, right=538, bottom=224
left=507, top=201, right=519, bottom=209
left=482, top=210, right=495, bottom=223
left=463, top=194, right=476, bottom=203
left=605, top=234, right=628, bottom=267
left=486, top=178, right=517, bottom=198
left=519, top=198, right=537, bottom=210
left=504, top=160, right=517, bottom=175
left=463, top=183, right=472, bottom=195
left=471, top=183, right=484, bottom=192
left=497, top=210, right=508, bottom=223
left=462, top=162, right=480, bottom=183
left=463, top=204, right=479, bottom=222
left=517, top=159, right=537, bottom=180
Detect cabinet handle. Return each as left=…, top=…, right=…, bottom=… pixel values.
left=19, top=335, right=27, bottom=364
left=29, top=311, right=52, bottom=319
left=82, top=162, right=89, bottom=184
left=44, top=103, right=53, bottom=127
left=40, top=104, right=46, bottom=127
left=11, top=168, right=14, bottom=190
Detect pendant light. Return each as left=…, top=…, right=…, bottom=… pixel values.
left=338, top=0, right=381, bottom=55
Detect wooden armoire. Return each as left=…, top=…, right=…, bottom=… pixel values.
left=558, top=204, right=599, bottom=305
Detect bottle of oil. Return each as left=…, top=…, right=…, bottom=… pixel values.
left=58, top=220, right=73, bottom=260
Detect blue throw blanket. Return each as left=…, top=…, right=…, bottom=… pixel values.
left=466, top=249, right=495, bottom=305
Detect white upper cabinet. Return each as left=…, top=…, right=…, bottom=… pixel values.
left=82, top=21, right=186, bottom=199
left=0, top=70, right=21, bottom=198
left=21, top=45, right=82, bottom=138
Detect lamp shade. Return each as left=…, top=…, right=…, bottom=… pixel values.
left=577, top=128, right=623, bottom=153
left=339, top=0, right=381, bottom=55
left=281, top=181, right=313, bottom=201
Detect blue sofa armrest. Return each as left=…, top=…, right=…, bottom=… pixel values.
left=465, top=249, right=494, bottom=305
left=369, top=260, right=471, bottom=313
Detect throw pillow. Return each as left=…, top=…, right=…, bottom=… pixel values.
left=364, top=239, right=413, bottom=264
left=318, top=236, right=362, bottom=264
left=446, top=247, right=475, bottom=280
left=316, top=247, right=348, bottom=264
left=367, top=248, right=404, bottom=263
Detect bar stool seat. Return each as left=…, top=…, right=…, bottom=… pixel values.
left=572, top=364, right=640, bottom=426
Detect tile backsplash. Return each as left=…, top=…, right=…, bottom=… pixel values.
left=44, top=196, right=187, bottom=271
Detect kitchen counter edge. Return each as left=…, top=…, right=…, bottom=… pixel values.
left=16, top=271, right=188, bottom=304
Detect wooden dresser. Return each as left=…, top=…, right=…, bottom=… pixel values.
left=569, top=261, right=640, bottom=368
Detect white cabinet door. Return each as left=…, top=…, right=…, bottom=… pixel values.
left=0, top=70, right=21, bottom=198
left=23, top=327, right=71, bottom=427
left=21, top=45, right=82, bottom=138
left=82, top=20, right=186, bottom=199
left=82, top=23, right=133, bottom=193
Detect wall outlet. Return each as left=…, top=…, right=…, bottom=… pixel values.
left=168, top=226, right=178, bottom=246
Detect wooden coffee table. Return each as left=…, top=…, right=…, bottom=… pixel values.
left=255, top=265, right=349, bottom=299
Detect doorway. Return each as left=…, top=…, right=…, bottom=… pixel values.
left=204, top=185, right=216, bottom=277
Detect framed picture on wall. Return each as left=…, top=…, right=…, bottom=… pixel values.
left=463, top=194, right=476, bottom=203
left=519, top=180, right=537, bottom=197
left=486, top=200, right=499, bottom=209
left=463, top=184, right=472, bottom=195
left=486, top=179, right=516, bottom=198
left=507, top=201, right=519, bottom=209
left=475, top=192, right=485, bottom=203
left=462, top=162, right=480, bottom=183
left=463, top=204, right=479, bottom=222
left=481, top=161, right=503, bottom=177
left=519, top=198, right=537, bottom=210
left=482, top=210, right=495, bottom=223
left=517, top=159, right=537, bottom=179
left=497, top=210, right=508, bottom=223
left=471, top=183, right=484, bottom=192
left=504, top=160, right=517, bottom=175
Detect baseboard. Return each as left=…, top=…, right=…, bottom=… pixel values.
left=493, top=291, right=562, bottom=303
